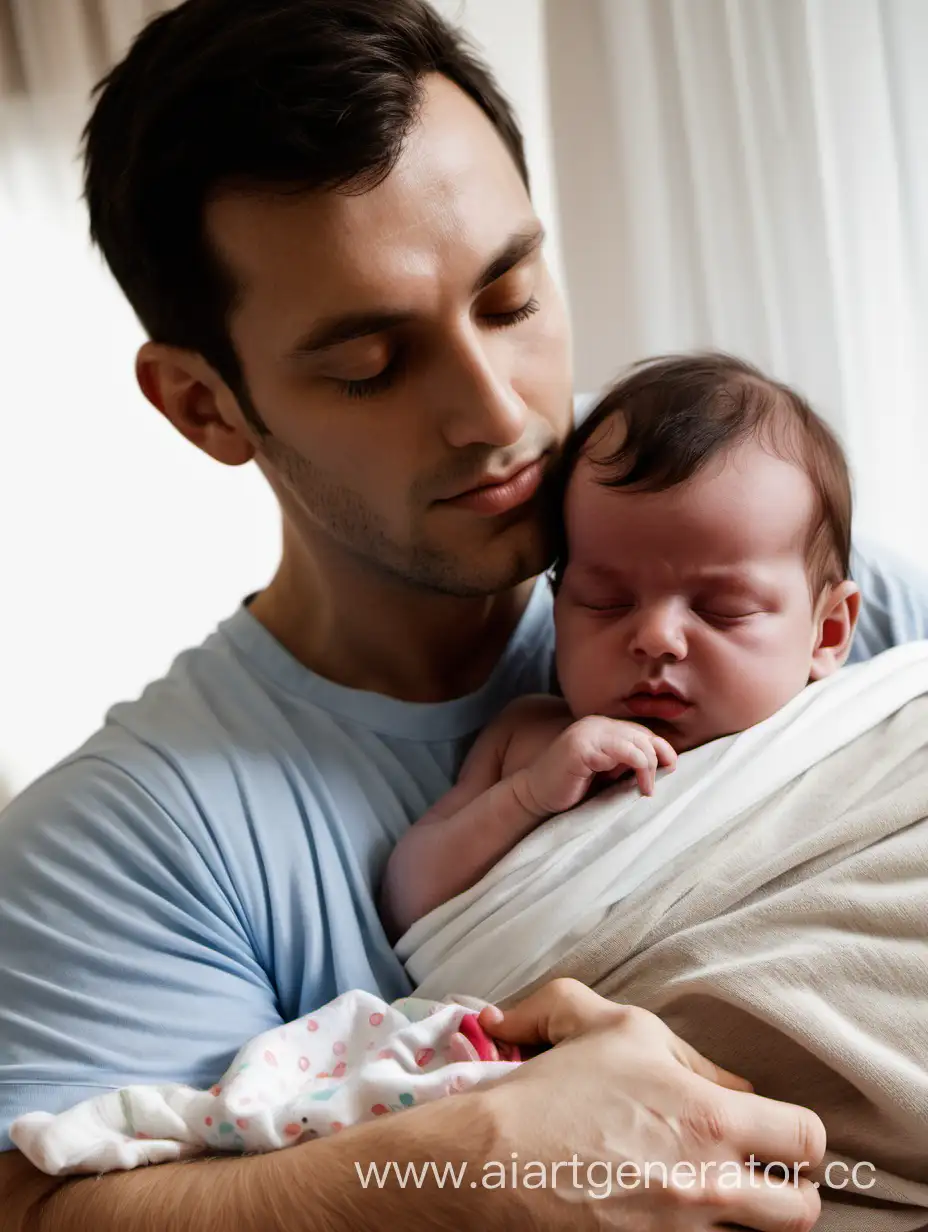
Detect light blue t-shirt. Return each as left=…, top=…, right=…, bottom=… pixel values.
left=1, top=544, right=927, bottom=1150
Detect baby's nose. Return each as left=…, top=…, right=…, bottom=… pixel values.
left=630, top=607, right=687, bottom=661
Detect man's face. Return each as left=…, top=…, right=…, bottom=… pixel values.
left=207, top=74, right=573, bottom=596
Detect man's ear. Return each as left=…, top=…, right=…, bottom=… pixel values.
left=136, top=341, right=256, bottom=466
left=809, top=579, right=861, bottom=681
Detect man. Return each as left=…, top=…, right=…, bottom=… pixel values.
left=1, top=1, right=925, bottom=1227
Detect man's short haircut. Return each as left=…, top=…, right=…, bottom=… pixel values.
left=552, top=352, right=852, bottom=594
left=82, top=0, right=528, bottom=431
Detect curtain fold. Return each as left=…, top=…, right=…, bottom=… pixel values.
left=0, top=0, right=174, bottom=99
left=0, top=0, right=26, bottom=95
left=547, top=0, right=928, bottom=563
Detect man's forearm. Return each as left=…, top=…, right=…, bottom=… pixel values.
left=1, top=1088, right=504, bottom=1232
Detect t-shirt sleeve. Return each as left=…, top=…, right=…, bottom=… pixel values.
left=849, top=537, right=928, bottom=664
left=0, top=755, right=283, bottom=1151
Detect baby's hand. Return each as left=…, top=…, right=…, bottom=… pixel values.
left=514, top=715, right=676, bottom=818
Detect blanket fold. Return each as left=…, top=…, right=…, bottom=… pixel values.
left=407, top=645, right=928, bottom=1230
left=546, top=695, right=928, bottom=1229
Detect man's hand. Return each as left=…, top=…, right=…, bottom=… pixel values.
left=468, top=978, right=824, bottom=1230
left=514, top=716, right=677, bottom=816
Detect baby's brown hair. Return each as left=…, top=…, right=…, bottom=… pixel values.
left=552, top=352, right=852, bottom=595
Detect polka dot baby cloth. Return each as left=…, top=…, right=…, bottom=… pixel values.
left=10, top=990, right=521, bottom=1176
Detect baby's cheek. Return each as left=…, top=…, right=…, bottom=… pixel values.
left=552, top=633, right=585, bottom=706
left=557, top=619, right=620, bottom=712
left=725, top=643, right=810, bottom=726
left=557, top=658, right=607, bottom=718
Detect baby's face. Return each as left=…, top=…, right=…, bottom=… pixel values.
left=554, top=433, right=837, bottom=753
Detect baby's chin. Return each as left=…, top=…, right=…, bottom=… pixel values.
left=628, top=715, right=691, bottom=753
left=631, top=715, right=730, bottom=756
left=643, top=706, right=792, bottom=756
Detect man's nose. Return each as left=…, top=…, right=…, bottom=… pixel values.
left=629, top=604, right=687, bottom=662
left=435, top=328, right=528, bottom=449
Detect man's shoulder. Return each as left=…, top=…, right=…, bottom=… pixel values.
left=72, top=627, right=285, bottom=777
left=0, top=626, right=309, bottom=842
left=850, top=538, right=928, bottom=663
left=1, top=586, right=559, bottom=852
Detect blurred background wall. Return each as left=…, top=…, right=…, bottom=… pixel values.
left=2, top=0, right=927, bottom=798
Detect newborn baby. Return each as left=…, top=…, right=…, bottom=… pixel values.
left=381, top=351, right=860, bottom=938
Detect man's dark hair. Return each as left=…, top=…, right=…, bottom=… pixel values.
left=552, top=352, right=852, bottom=595
left=82, top=0, right=528, bottom=431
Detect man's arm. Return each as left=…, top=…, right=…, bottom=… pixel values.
left=0, top=1103, right=490, bottom=1232
left=0, top=980, right=824, bottom=1232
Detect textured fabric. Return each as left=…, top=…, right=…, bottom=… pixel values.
left=521, top=696, right=928, bottom=1232
left=9, top=991, right=519, bottom=1176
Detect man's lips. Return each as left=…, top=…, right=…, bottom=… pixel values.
left=623, top=688, right=692, bottom=721
left=438, top=457, right=547, bottom=516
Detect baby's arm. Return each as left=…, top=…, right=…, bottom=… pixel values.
left=380, top=698, right=676, bottom=940
left=379, top=696, right=573, bottom=941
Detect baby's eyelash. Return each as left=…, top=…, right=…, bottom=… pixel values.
left=697, top=609, right=759, bottom=625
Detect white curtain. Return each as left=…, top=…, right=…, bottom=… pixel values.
left=0, top=0, right=173, bottom=94
left=548, top=0, right=928, bottom=566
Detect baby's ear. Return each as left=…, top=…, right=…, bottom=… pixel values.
left=809, top=580, right=861, bottom=681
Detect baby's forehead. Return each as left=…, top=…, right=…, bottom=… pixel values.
left=568, top=436, right=817, bottom=563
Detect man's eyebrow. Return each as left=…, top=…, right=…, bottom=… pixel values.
left=472, top=224, right=546, bottom=294
left=289, top=310, right=415, bottom=358
left=288, top=224, right=545, bottom=358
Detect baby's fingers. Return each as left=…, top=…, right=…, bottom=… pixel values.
left=624, top=744, right=656, bottom=796
left=602, top=742, right=654, bottom=794
left=652, top=736, right=678, bottom=770
left=635, top=764, right=656, bottom=796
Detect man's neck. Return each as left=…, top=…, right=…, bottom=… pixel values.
left=247, top=532, right=538, bottom=703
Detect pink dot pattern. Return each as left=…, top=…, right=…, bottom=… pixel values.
left=54, top=990, right=520, bottom=1166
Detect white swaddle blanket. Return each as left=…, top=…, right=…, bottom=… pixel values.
left=399, top=641, right=928, bottom=1004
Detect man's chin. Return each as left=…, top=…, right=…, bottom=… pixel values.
left=458, top=524, right=553, bottom=593
left=411, top=556, right=545, bottom=599
left=402, top=540, right=550, bottom=599
left=399, top=508, right=552, bottom=596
